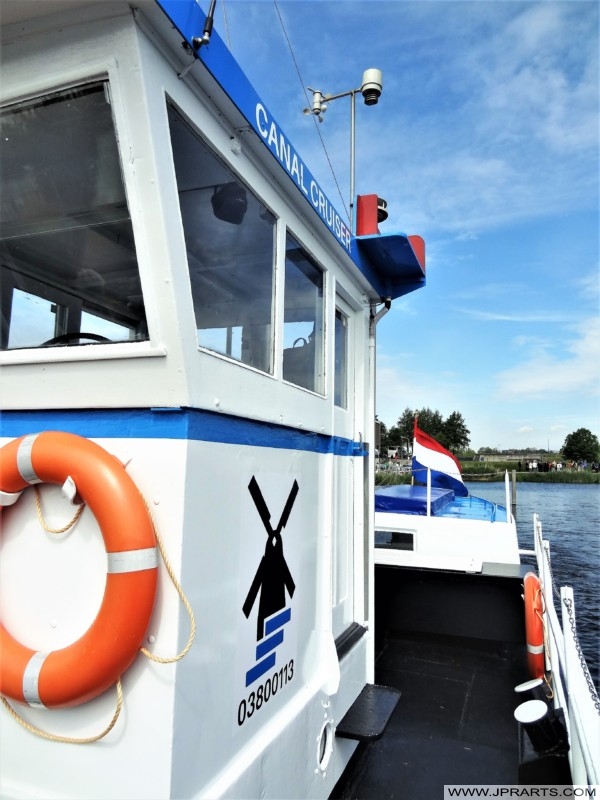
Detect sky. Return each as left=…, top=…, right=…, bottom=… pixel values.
left=215, top=0, right=598, bottom=452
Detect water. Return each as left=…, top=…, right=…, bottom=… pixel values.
left=466, top=481, right=600, bottom=689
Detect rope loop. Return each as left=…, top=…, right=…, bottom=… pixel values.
left=34, top=485, right=85, bottom=534
left=139, top=500, right=196, bottom=664
left=0, top=679, right=123, bottom=744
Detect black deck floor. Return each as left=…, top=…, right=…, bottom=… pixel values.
left=332, top=632, right=528, bottom=799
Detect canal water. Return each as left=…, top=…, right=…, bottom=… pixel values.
left=467, top=481, right=600, bottom=689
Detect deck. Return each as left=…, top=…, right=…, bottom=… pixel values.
left=332, top=564, right=530, bottom=798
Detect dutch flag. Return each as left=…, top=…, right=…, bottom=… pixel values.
left=411, top=418, right=468, bottom=497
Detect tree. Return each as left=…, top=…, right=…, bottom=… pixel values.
left=561, top=428, right=599, bottom=462
left=396, top=407, right=416, bottom=444
left=393, top=407, right=470, bottom=454
left=443, top=411, right=471, bottom=453
left=396, top=407, right=444, bottom=441
left=415, top=408, right=445, bottom=441
left=384, top=424, right=407, bottom=453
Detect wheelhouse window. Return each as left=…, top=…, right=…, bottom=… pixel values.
left=167, top=104, right=276, bottom=373
left=334, top=306, right=348, bottom=408
left=0, top=83, right=148, bottom=350
left=283, top=234, right=324, bottom=394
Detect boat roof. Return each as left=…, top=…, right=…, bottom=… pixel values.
left=375, top=484, right=508, bottom=523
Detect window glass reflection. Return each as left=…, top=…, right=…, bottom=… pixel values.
left=168, top=104, right=276, bottom=373
left=334, top=307, right=348, bottom=408
left=0, top=83, right=147, bottom=349
left=283, top=234, right=324, bottom=394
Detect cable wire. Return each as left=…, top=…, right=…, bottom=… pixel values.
left=221, top=0, right=231, bottom=49
left=272, top=0, right=350, bottom=223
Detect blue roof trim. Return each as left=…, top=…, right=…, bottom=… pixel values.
left=0, top=408, right=368, bottom=457
left=153, top=0, right=425, bottom=301
left=352, top=234, right=426, bottom=299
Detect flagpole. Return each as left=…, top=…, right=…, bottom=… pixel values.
left=412, top=415, right=417, bottom=487
left=426, top=468, right=431, bottom=516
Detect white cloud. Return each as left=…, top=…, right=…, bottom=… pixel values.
left=362, top=3, right=598, bottom=236
left=473, top=4, right=598, bottom=151
left=495, top=316, right=600, bottom=398
left=375, top=358, right=452, bottom=428
left=457, top=309, right=573, bottom=323
left=576, top=268, right=600, bottom=300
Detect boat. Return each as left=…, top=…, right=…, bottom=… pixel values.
left=354, top=428, right=600, bottom=796
left=0, top=1, right=597, bottom=798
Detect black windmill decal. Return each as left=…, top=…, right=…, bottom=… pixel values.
left=242, top=477, right=298, bottom=640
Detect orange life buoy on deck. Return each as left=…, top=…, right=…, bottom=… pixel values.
left=523, top=571, right=545, bottom=679
left=0, top=431, right=158, bottom=709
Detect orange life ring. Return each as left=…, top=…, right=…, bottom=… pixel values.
left=523, top=571, right=545, bottom=679
left=0, top=431, right=158, bottom=709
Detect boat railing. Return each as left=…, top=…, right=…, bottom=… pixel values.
left=419, top=468, right=512, bottom=522
left=426, top=469, right=431, bottom=516
left=503, top=470, right=515, bottom=525
left=532, top=513, right=600, bottom=786
left=489, top=502, right=498, bottom=522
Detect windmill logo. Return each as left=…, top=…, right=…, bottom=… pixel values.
left=242, top=476, right=298, bottom=687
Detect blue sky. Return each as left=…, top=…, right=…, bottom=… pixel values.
left=217, top=0, right=598, bottom=452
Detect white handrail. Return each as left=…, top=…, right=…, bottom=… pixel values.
left=426, top=468, right=431, bottom=517
left=561, top=588, right=600, bottom=785
left=504, top=470, right=512, bottom=523
left=532, top=513, right=600, bottom=786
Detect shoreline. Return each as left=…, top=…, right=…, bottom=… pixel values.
left=465, top=473, right=599, bottom=484
left=376, top=471, right=599, bottom=486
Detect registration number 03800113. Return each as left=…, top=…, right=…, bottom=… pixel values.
left=237, top=659, right=295, bottom=727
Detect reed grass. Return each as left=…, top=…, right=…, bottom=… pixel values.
left=375, top=462, right=599, bottom=486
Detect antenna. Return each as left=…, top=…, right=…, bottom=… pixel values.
left=192, top=0, right=218, bottom=49
left=302, top=70, right=384, bottom=232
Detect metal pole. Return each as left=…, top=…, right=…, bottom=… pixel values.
left=350, top=90, right=356, bottom=234
left=512, top=469, right=517, bottom=507
left=426, top=468, right=431, bottom=516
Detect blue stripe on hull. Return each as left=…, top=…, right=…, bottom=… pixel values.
left=256, top=630, right=284, bottom=660
left=245, top=653, right=276, bottom=687
left=0, top=408, right=367, bottom=457
left=264, top=608, right=291, bottom=635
